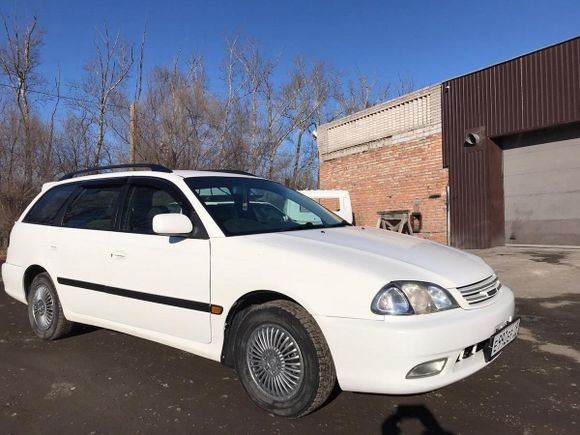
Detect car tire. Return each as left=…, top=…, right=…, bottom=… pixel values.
left=234, top=300, right=336, bottom=417
left=27, top=272, right=73, bottom=340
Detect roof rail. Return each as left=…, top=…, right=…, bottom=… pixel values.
left=58, top=163, right=172, bottom=181
left=207, top=169, right=256, bottom=177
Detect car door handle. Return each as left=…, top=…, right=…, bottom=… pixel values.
left=110, top=252, right=126, bottom=259
left=48, top=244, right=57, bottom=251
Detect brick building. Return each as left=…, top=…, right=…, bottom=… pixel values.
left=317, top=37, right=580, bottom=248
left=317, top=84, right=449, bottom=243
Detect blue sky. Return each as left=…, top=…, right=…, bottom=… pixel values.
left=2, top=0, right=580, bottom=100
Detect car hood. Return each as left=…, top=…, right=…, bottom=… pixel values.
left=277, top=226, right=493, bottom=288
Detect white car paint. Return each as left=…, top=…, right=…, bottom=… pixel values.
left=2, top=169, right=515, bottom=395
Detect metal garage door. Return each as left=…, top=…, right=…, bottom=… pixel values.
left=503, top=123, right=580, bottom=245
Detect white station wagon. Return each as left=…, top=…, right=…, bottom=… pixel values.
left=2, top=164, right=519, bottom=417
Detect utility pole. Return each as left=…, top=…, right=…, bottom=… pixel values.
left=131, top=28, right=146, bottom=166
left=129, top=102, right=136, bottom=164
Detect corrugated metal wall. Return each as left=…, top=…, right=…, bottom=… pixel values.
left=442, top=37, right=580, bottom=248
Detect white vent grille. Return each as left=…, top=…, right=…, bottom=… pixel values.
left=317, top=84, right=442, bottom=159
left=327, top=94, right=430, bottom=151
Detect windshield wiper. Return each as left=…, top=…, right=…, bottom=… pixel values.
left=297, top=221, right=350, bottom=230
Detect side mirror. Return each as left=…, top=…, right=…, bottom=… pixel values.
left=152, top=213, right=193, bottom=236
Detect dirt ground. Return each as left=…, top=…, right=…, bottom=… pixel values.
left=1, top=246, right=579, bottom=434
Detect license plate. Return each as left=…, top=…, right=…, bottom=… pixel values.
left=484, top=317, right=520, bottom=361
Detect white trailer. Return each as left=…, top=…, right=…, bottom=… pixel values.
left=299, top=190, right=353, bottom=224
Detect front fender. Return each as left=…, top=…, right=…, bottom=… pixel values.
left=209, top=235, right=446, bottom=321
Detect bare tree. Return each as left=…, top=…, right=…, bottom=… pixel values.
left=285, top=59, right=331, bottom=188
left=55, top=110, right=95, bottom=173
left=216, top=37, right=242, bottom=167
left=0, top=15, right=43, bottom=187
left=396, top=73, right=416, bottom=96
left=43, top=70, right=61, bottom=179
left=336, top=73, right=390, bottom=116
left=233, top=39, right=274, bottom=173
left=135, top=56, right=218, bottom=169
left=0, top=16, right=63, bottom=254
left=73, top=25, right=134, bottom=165
left=212, top=39, right=333, bottom=184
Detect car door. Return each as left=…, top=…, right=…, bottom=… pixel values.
left=102, top=177, right=212, bottom=344
left=54, top=178, right=126, bottom=318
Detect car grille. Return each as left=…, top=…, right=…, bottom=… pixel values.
left=457, top=275, right=501, bottom=306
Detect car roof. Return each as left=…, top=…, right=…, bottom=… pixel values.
left=42, top=169, right=259, bottom=191
left=172, top=170, right=257, bottom=178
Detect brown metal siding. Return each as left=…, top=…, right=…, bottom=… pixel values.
left=442, top=37, right=580, bottom=248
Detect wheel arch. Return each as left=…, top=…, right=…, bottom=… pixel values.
left=23, top=264, right=50, bottom=300
left=220, top=290, right=303, bottom=368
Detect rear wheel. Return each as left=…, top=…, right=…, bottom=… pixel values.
left=234, top=300, right=336, bottom=417
left=27, top=273, right=73, bottom=340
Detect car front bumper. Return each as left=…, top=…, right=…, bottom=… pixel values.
left=315, top=286, right=516, bottom=395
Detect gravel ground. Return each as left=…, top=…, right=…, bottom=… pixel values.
left=1, top=246, right=579, bottom=434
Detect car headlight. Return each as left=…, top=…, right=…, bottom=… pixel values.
left=371, top=281, right=458, bottom=315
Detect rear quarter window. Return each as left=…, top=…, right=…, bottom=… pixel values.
left=23, top=184, right=78, bottom=225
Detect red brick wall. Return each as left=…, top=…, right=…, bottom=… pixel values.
left=319, top=133, right=448, bottom=243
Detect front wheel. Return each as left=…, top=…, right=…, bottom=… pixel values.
left=27, top=272, right=73, bottom=340
left=234, top=300, right=336, bottom=417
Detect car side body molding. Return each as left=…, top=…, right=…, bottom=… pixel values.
left=57, top=277, right=213, bottom=313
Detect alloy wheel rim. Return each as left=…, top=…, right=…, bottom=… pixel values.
left=246, top=324, right=304, bottom=400
left=32, top=285, right=54, bottom=330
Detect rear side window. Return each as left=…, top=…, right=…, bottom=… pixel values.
left=62, top=185, right=122, bottom=231
left=23, top=184, right=78, bottom=225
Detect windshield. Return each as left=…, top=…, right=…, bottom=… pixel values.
left=185, top=176, right=348, bottom=236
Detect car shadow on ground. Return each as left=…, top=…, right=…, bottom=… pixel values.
left=381, top=404, right=454, bottom=434
left=69, top=322, right=100, bottom=337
